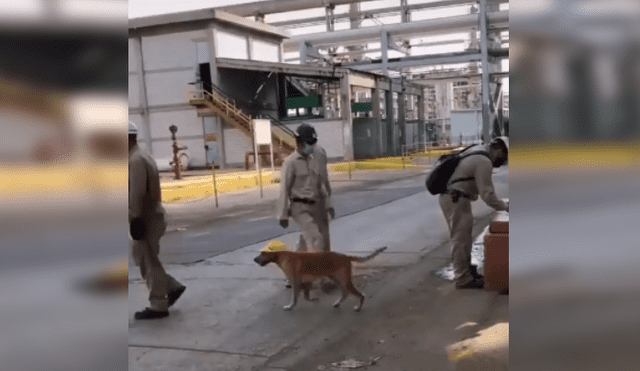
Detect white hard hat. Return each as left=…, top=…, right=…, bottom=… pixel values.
left=129, top=121, right=138, bottom=135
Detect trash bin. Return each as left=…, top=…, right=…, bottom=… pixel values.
left=484, top=211, right=509, bottom=293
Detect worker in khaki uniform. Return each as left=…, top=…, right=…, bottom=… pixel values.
left=277, top=124, right=332, bottom=256
left=129, top=122, right=186, bottom=319
left=295, top=123, right=335, bottom=253
left=439, top=137, right=509, bottom=289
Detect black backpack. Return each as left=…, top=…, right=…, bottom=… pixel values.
left=425, top=145, right=491, bottom=195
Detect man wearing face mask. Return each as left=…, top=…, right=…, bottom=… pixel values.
left=294, top=122, right=335, bottom=254
left=439, top=136, right=509, bottom=290
left=277, top=124, right=330, bottom=255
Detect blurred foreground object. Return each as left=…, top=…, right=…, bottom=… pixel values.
left=447, top=322, right=509, bottom=370
left=510, top=0, right=640, bottom=369
left=77, top=259, right=129, bottom=293
left=0, top=1, right=128, bottom=370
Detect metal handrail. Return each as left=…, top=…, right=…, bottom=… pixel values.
left=263, top=113, right=296, bottom=138
left=189, top=81, right=295, bottom=149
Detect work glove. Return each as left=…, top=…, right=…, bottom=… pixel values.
left=130, top=218, right=146, bottom=241
left=279, top=219, right=289, bottom=229
left=328, top=207, right=336, bottom=220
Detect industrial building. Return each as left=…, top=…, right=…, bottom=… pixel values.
left=128, top=0, right=509, bottom=169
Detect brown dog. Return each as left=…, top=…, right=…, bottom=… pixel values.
left=253, top=247, right=387, bottom=311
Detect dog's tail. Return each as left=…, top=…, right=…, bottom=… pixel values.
left=352, top=246, right=387, bottom=263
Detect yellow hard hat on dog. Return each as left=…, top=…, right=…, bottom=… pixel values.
left=262, top=241, right=288, bottom=252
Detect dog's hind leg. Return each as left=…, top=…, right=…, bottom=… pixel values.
left=302, top=282, right=318, bottom=302
left=330, top=273, right=349, bottom=308
left=347, top=282, right=365, bottom=312
left=332, top=285, right=349, bottom=308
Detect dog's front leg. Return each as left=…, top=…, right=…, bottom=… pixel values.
left=284, top=278, right=300, bottom=310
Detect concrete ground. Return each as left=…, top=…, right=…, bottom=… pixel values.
left=129, top=166, right=509, bottom=370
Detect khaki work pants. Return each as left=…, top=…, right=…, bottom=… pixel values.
left=439, top=193, right=474, bottom=286
left=296, top=198, right=331, bottom=252
left=131, top=214, right=183, bottom=311
left=290, top=200, right=326, bottom=253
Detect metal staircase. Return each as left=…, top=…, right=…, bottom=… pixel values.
left=188, top=83, right=297, bottom=157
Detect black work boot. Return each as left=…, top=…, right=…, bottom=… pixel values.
left=168, top=286, right=186, bottom=307
left=134, top=308, right=169, bottom=320
left=470, top=265, right=483, bottom=280
left=455, top=277, right=484, bottom=289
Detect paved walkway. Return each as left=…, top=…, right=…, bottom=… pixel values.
left=129, top=167, right=510, bottom=370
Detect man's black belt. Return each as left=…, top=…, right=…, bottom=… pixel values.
left=291, top=198, right=316, bottom=205
left=448, top=189, right=471, bottom=203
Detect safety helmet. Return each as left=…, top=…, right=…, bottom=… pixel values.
left=262, top=241, right=288, bottom=252
left=491, top=136, right=509, bottom=153
left=129, top=121, right=138, bottom=136
left=294, top=123, right=318, bottom=145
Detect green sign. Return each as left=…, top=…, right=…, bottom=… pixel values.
left=352, top=102, right=372, bottom=113
left=286, top=95, right=321, bottom=109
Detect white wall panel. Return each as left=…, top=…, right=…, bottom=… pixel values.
left=223, top=128, right=253, bottom=164
left=129, top=39, right=138, bottom=72
left=128, top=75, right=140, bottom=108
left=285, top=120, right=344, bottom=159
left=215, top=31, right=248, bottom=60
left=141, top=31, right=205, bottom=70
left=145, top=69, right=197, bottom=106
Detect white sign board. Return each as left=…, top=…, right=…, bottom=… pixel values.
left=253, top=119, right=272, bottom=145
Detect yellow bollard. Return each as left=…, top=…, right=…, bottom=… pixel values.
left=212, top=167, right=219, bottom=208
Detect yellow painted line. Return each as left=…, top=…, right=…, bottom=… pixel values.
left=0, top=163, right=127, bottom=196
left=331, top=156, right=427, bottom=172
left=161, top=170, right=279, bottom=203
left=510, top=142, right=640, bottom=172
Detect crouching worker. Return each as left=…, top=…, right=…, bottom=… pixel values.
left=439, top=137, right=509, bottom=289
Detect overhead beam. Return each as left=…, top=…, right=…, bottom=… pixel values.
left=271, top=0, right=506, bottom=27
left=283, top=11, right=508, bottom=51
left=408, top=71, right=507, bottom=84
left=344, top=51, right=483, bottom=70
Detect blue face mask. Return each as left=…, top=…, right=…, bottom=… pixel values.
left=303, top=143, right=314, bottom=156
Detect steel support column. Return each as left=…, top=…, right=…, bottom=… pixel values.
left=372, top=81, right=382, bottom=156
left=479, top=0, right=491, bottom=143
left=417, top=90, right=425, bottom=146
left=398, top=83, right=406, bottom=156
left=385, top=84, right=394, bottom=156
left=299, top=41, right=309, bottom=65
left=132, top=35, right=153, bottom=153
left=208, top=25, right=226, bottom=169
left=326, top=4, right=335, bottom=32
left=380, top=30, right=389, bottom=76
left=340, top=73, right=354, bottom=161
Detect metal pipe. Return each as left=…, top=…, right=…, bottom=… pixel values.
left=283, top=11, right=508, bottom=51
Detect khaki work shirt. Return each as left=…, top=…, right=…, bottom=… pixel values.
left=447, top=144, right=508, bottom=211
left=277, top=150, right=330, bottom=220
left=129, top=145, right=166, bottom=222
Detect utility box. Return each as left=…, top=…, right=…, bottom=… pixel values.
left=484, top=211, right=509, bottom=293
